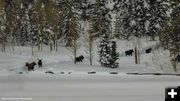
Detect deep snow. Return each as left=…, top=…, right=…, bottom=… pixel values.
left=0, top=39, right=180, bottom=101
left=0, top=39, right=179, bottom=76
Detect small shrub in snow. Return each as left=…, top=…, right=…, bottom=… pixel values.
left=88, top=71, right=96, bottom=74
left=19, top=72, right=23, bottom=74
left=88, top=70, right=96, bottom=74
left=45, top=71, right=54, bottom=74
left=109, top=71, right=118, bottom=74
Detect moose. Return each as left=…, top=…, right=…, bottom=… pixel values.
left=176, top=55, right=180, bottom=63
left=75, top=55, right=84, bottom=62
left=125, top=49, right=134, bottom=56
left=37, top=59, right=42, bottom=68
left=25, top=62, right=37, bottom=71
left=146, top=48, right=152, bottom=54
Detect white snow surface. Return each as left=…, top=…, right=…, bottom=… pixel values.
left=0, top=40, right=180, bottom=101
left=0, top=74, right=180, bottom=101
left=0, top=39, right=179, bottom=76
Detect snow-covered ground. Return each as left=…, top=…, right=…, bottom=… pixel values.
left=0, top=40, right=179, bottom=101
left=0, top=39, right=179, bottom=76
left=0, top=74, right=180, bottom=101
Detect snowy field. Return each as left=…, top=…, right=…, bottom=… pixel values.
left=0, top=40, right=180, bottom=101
left=0, top=74, right=180, bottom=101
left=0, top=40, right=179, bottom=76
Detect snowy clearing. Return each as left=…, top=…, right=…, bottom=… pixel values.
left=0, top=40, right=179, bottom=101
left=0, top=40, right=179, bottom=76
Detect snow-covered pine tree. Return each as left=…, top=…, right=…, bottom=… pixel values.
left=20, top=0, right=38, bottom=55
left=33, top=0, right=56, bottom=51
left=132, top=0, right=148, bottom=37
left=90, top=0, right=109, bottom=38
left=147, top=0, right=169, bottom=40
left=114, top=0, right=149, bottom=64
left=160, top=20, right=180, bottom=72
left=113, top=0, right=135, bottom=40
left=4, top=0, right=18, bottom=52
left=84, top=17, right=95, bottom=66
left=133, top=0, right=150, bottom=64
left=114, top=11, right=132, bottom=40
left=99, top=33, right=111, bottom=67
left=1, top=0, right=19, bottom=52
left=0, top=0, right=4, bottom=9
left=159, top=0, right=180, bottom=72
left=110, top=39, right=119, bottom=68
left=10, top=0, right=23, bottom=47
left=0, top=0, right=6, bottom=52
left=32, top=0, right=45, bottom=51
left=58, top=0, right=80, bottom=47
left=59, top=0, right=80, bottom=63
left=17, top=0, right=31, bottom=46
left=43, top=0, right=59, bottom=51
left=81, top=0, right=91, bottom=22
left=80, top=0, right=93, bottom=44
left=90, top=0, right=113, bottom=67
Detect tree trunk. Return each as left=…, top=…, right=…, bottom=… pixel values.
left=12, top=36, right=15, bottom=53
left=56, top=40, right=58, bottom=52
left=3, top=42, right=5, bottom=52
left=1, top=39, right=5, bottom=52
left=89, top=38, right=93, bottom=66
left=137, top=38, right=141, bottom=64
left=171, top=54, right=177, bottom=72
left=1, top=42, right=3, bottom=52
left=66, top=38, right=72, bottom=47
left=38, top=44, right=40, bottom=52
left=138, top=49, right=140, bottom=64
left=31, top=44, right=34, bottom=55
left=89, top=41, right=92, bottom=66
left=40, top=42, right=43, bottom=52
left=50, top=42, right=53, bottom=51
left=73, top=39, right=77, bottom=64
left=135, top=46, right=138, bottom=64
left=53, top=40, right=55, bottom=51
left=134, top=37, right=141, bottom=64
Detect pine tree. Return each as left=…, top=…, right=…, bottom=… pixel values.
left=32, top=0, right=45, bottom=51
left=114, top=12, right=132, bottom=40
left=90, top=0, right=110, bottom=38
left=4, top=0, right=16, bottom=52
left=43, top=0, right=59, bottom=51
left=80, top=0, right=93, bottom=44
left=115, top=0, right=146, bottom=64
left=160, top=20, right=180, bottom=72
left=159, top=0, right=180, bottom=72
left=147, top=0, right=169, bottom=40
left=59, top=0, right=80, bottom=46
left=89, top=0, right=114, bottom=67
left=17, top=0, right=31, bottom=46
left=114, top=0, right=136, bottom=40
left=0, top=0, right=6, bottom=52
left=0, top=0, right=4, bottom=9
left=110, top=40, right=119, bottom=68
left=59, top=0, right=81, bottom=63
left=84, top=17, right=95, bottom=66
left=99, top=33, right=111, bottom=67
